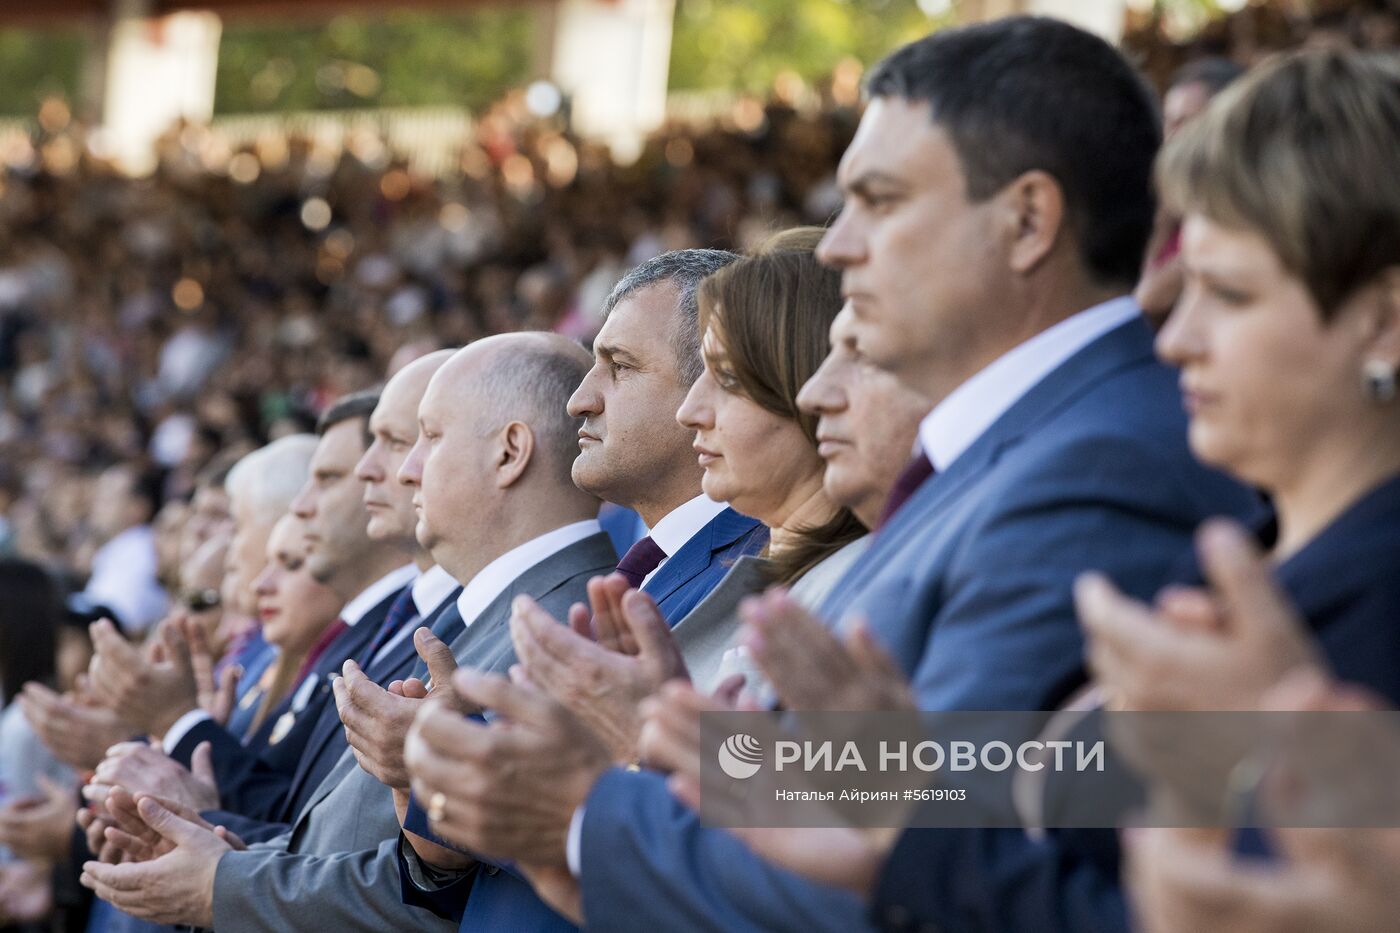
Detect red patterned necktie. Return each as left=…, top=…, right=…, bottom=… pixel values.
left=296, top=617, right=348, bottom=683
left=615, top=535, right=667, bottom=589
left=876, top=452, right=935, bottom=531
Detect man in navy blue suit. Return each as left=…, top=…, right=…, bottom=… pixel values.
left=394, top=17, right=1259, bottom=933
left=566, top=248, right=769, bottom=619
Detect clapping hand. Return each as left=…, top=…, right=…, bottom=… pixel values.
left=332, top=627, right=461, bottom=790
left=511, top=574, right=689, bottom=762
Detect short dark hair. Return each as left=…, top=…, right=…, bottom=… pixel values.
left=601, top=249, right=741, bottom=385
left=316, top=390, right=380, bottom=446
left=1158, top=49, right=1400, bottom=316
left=0, top=560, right=63, bottom=705
left=866, top=16, right=1161, bottom=288
left=134, top=464, right=166, bottom=524
left=194, top=447, right=242, bottom=491
left=1169, top=56, right=1245, bottom=95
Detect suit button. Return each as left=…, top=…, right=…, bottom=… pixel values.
left=485, top=865, right=500, bottom=876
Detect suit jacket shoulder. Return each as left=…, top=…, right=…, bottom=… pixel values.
left=645, top=508, right=767, bottom=623
left=671, top=555, right=771, bottom=692
left=826, top=318, right=1259, bottom=711
left=445, top=531, right=617, bottom=676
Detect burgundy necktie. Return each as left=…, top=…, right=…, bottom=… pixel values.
left=876, top=452, right=935, bottom=531
left=615, top=535, right=667, bottom=589
left=297, top=617, right=348, bottom=682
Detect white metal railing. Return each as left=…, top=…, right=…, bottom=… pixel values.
left=0, top=91, right=760, bottom=179
left=210, top=106, right=475, bottom=178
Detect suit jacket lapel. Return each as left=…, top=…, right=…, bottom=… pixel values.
left=830, top=318, right=1158, bottom=612
left=669, top=555, right=769, bottom=642
left=643, top=508, right=762, bottom=608
left=283, top=591, right=463, bottom=814
left=369, top=588, right=462, bottom=681
left=447, top=532, right=619, bottom=666
left=292, top=537, right=617, bottom=831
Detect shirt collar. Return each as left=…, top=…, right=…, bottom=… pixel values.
left=455, top=519, right=602, bottom=629
left=411, top=564, right=459, bottom=618
left=918, top=296, right=1140, bottom=472
left=340, top=563, right=420, bottom=626
left=646, top=494, right=728, bottom=558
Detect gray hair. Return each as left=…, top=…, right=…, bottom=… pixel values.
left=225, top=434, right=319, bottom=523
left=474, top=334, right=594, bottom=480
left=602, top=248, right=740, bottom=385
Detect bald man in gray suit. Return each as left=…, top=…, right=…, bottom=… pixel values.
left=79, top=334, right=617, bottom=932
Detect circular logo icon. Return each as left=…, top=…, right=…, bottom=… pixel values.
left=718, top=733, right=764, bottom=779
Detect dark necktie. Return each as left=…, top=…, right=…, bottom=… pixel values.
left=876, top=452, right=935, bottom=530
left=615, top=535, right=667, bottom=589
left=360, top=585, right=420, bottom=668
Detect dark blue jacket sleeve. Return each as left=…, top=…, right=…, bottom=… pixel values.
left=171, top=712, right=313, bottom=821
left=395, top=833, right=476, bottom=924
left=579, top=768, right=869, bottom=933
left=199, top=808, right=290, bottom=846
left=871, top=828, right=1126, bottom=933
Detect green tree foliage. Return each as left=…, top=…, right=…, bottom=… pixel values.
left=214, top=9, right=534, bottom=113
left=0, top=0, right=1252, bottom=119
left=667, top=0, right=945, bottom=92
left=0, top=28, right=85, bottom=117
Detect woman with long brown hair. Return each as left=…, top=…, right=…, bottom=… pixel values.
left=671, top=227, right=869, bottom=692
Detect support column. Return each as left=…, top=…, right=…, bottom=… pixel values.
left=1028, top=0, right=1127, bottom=40
left=958, top=0, right=1127, bottom=41
left=548, top=0, right=675, bottom=163
left=102, top=0, right=220, bottom=173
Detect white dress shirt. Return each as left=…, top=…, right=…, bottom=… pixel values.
left=410, top=563, right=460, bottom=619
left=162, top=562, right=420, bottom=752
left=640, top=494, right=729, bottom=587
left=340, top=563, right=420, bottom=627
left=84, top=525, right=169, bottom=634
left=456, top=520, right=603, bottom=629
left=918, top=296, right=1139, bottom=472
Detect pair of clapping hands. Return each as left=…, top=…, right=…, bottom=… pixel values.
left=1078, top=519, right=1400, bottom=933
left=391, top=570, right=915, bottom=924
left=4, top=611, right=234, bottom=886
left=27, top=611, right=241, bottom=777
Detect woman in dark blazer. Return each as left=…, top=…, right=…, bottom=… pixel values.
left=1144, top=48, right=1400, bottom=701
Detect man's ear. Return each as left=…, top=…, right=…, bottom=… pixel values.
left=1001, top=169, right=1066, bottom=276
left=494, top=421, right=535, bottom=489
left=1369, top=266, right=1400, bottom=370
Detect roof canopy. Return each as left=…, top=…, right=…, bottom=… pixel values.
left=0, top=0, right=539, bottom=28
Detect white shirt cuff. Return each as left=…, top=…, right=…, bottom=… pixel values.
left=162, top=709, right=212, bottom=754
left=565, top=805, right=586, bottom=878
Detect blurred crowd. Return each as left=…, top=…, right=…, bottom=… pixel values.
left=3, top=0, right=1395, bottom=601
left=0, top=65, right=861, bottom=598
left=0, top=6, right=1398, bottom=933
left=1124, top=0, right=1400, bottom=84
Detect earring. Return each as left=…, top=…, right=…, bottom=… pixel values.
left=1365, top=359, right=1398, bottom=403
